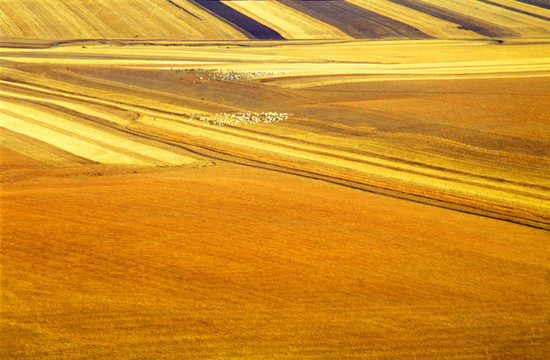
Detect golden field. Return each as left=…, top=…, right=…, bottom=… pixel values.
left=1, top=1, right=550, bottom=359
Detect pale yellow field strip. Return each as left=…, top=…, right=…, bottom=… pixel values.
left=2, top=40, right=548, bottom=66
left=221, top=0, right=349, bottom=40
left=347, top=0, right=484, bottom=39
left=0, top=112, right=150, bottom=165
left=0, top=2, right=32, bottom=38
left=0, top=0, right=247, bottom=40
left=248, top=39, right=550, bottom=64
left=168, top=0, right=249, bottom=40
left=0, top=71, right=203, bottom=118
left=0, top=44, right=309, bottom=64
left=0, top=87, right=135, bottom=127
left=1, top=127, right=91, bottom=166
left=269, top=71, right=550, bottom=88
left=210, top=57, right=550, bottom=73
left=0, top=99, right=196, bottom=166
left=195, top=57, right=549, bottom=88
left=138, top=116, right=549, bottom=212
left=3, top=58, right=548, bottom=79
left=0, top=57, right=222, bottom=67
left=422, top=0, right=550, bottom=37
left=3, top=51, right=547, bottom=80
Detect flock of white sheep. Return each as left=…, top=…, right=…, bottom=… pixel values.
left=178, top=68, right=289, bottom=126
left=190, top=112, right=288, bottom=126
left=183, top=68, right=288, bottom=81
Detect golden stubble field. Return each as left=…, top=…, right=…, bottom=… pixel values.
left=1, top=6, right=550, bottom=358
left=2, top=39, right=549, bottom=227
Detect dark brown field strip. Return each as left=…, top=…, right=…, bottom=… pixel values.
left=477, top=0, right=550, bottom=20
left=515, top=0, right=550, bottom=10
left=387, top=0, right=519, bottom=37
left=190, top=0, right=284, bottom=39
left=278, top=0, right=431, bottom=39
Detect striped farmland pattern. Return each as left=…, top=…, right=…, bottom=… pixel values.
left=1, top=0, right=549, bottom=40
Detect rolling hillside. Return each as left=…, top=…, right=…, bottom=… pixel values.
left=1, top=0, right=550, bottom=41
left=1, top=1, right=549, bottom=359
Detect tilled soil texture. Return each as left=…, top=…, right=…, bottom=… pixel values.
left=192, top=0, right=284, bottom=39
left=477, top=0, right=550, bottom=20
left=387, top=0, right=518, bottom=37
left=2, top=158, right=549, bottom=360
left=516, top=0, right=550, bottom=9
left=1, top=30, right=550, bottom=360
left=279, top=0, right=431, bottom=39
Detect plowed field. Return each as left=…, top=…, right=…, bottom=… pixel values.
left=2, top=0, right=549, bottom=41
left=221, top=0, right=349, bottom=40
left=0, top=0, right=247, bottom=40
left=1, top=3, right=550, bottom=359
left=279, top=0, right=430, bottom=39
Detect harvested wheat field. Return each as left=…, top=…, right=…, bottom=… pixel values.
left=1, top=1, right=550, bottom=359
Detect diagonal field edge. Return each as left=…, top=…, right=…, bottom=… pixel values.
left=191, top=0, right=284, bottom=39
left=279, top=0, right=432, bottom=39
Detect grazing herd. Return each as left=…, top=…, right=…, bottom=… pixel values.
left=181, top=68, right=288, bottom=80
left=177, top=68, right=289, bottom=126
left=190, top=112, right=288, bottom=126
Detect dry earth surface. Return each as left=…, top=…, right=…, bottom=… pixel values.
left=1, top=1, right=550, bottom=359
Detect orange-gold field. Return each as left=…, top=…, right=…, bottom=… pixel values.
left=1, top=1, right=550, bottom=359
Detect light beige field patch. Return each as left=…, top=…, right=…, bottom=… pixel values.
left=0, top=0, right=247, bottom=40
left=0, top=99, right=197, bottom=166
left=221, top=0, right=349, bottom=40
left=347, top=0, right=485, bottom=39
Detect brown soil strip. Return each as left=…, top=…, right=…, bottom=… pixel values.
left=515, top=0, right=550, bottom=10
left=387, top=0, right=519, bottom=37
left=190, top=0, right=284, bottom=39
left=278, top=0, right=431, bottom=39
left=477, top=0, right=550, bottom=20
